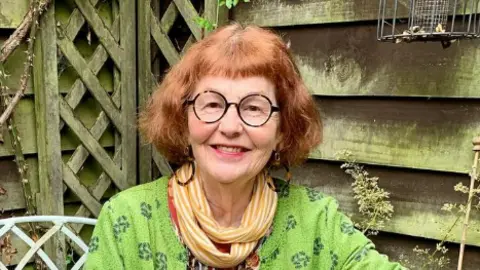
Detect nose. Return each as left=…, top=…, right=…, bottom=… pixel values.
left=218, top=104, right=243, bottom=136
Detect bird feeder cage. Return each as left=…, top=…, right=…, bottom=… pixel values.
left=378, top=0, right=480, bottom=46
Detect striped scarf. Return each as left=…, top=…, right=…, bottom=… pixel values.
left=171, top=163, right=278, bottom=268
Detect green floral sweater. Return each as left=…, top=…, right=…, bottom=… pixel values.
left=84, top=177, right=405, bottom=270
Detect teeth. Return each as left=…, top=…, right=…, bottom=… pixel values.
left=217, top=146, right=243, bottom=153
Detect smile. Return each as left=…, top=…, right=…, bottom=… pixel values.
left=213, top=145, right=248, bottom=153
left=210, top=145, right=250, bottom=158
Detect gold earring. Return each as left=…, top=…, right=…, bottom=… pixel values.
left=283, top=164, right=292, bottom=183
left=272, top=151, right=281, bottom=167
left=270, top=151, right=292, bottom=184
left=177, top=146, right=195, bottom=186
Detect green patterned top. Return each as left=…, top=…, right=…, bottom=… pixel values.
left=84, top=177, right=405, bottom=270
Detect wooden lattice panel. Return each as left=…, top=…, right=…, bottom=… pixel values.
left=138, top=0, right=221, bottom=183
left=53, top=0, right=136, bottom=221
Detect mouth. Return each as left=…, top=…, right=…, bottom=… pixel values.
left=211, top=145, right=251, bottom=153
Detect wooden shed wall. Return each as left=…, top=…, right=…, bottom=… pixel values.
left=1, top=0, right=135, bottom=266
left=1, top=0, right=480, bottom=269
left=233, top=0, right=480, bottom=269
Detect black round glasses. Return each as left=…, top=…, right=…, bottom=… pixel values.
left=186, top=90, right=280, bottom=127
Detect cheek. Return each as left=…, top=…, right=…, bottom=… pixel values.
left=187, top=112, right=216, bottom=144
left=249, top=123, right=281, bottom=151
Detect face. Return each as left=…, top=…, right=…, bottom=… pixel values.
left=187, top=76, right=282, bottom=185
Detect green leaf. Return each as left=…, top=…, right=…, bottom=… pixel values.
left=226, top=0, right=233, bottom=9
left=233, top=0, right=239, bottom=6
left=243, top=0, right=250, bottom=2
left=219, top=0, right=226, bottom=6
left=195, top=17, right=216, bottom=31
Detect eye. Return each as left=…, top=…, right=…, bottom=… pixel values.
left=245, top=105, right=261, bottom=112
left=204, top=102, right=223, bottom=108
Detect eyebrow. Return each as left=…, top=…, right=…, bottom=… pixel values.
left=201, top=87, right=270, bottom=98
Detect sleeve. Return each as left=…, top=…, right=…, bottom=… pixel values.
left=322, top=198, right=407, bottom=270
left=83, top=200, right=125, bottom=270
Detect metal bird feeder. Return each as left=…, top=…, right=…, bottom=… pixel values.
left=378, top=0, right=480, bottom=47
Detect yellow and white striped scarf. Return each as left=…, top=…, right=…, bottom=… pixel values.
left=171, top=163, right=278, bottom=268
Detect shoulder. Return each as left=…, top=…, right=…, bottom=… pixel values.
left=274, top=178, right=360, bottom=244
left=274, top=178, right=335, bottom=213
left=104, top=176, right=169, bottom=214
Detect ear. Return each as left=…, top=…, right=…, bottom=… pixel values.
left=275, top=132, right=284, bottom=151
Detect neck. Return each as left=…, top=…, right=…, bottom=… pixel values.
left=200, top=172, right=256, bottom=228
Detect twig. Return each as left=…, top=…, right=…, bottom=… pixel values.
left=7, top=117, right=36, bottom=216
left=0, top=0, right=51, bottom=128
left=0, top=7, right=34, bottom=63
left=420, top=213, right=462, bottom=269
left=457, top=137, right=480, bottom=270
left=0, top=0, right=52, bottom=63
left=362, top=208, right=380, bottom=235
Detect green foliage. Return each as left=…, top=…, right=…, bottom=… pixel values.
left=337, top=151, right=394, bottom=235
left=195, top=0, right=251, bottom=31
left=194, top=17, right=216, bottom=31
left=224, top=0, right=250, bottom=9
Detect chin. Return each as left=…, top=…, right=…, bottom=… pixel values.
left=208, top=170, right=244, bottom=184
left=200, top=165, right=251, bottom=185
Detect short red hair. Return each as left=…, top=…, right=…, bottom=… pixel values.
left=139, top=23, right=322, bottom=166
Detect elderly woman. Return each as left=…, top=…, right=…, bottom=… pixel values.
left=84, top=24, right=404, bottom=269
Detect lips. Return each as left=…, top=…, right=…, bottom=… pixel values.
left=211, top=145, right=250, bottom=153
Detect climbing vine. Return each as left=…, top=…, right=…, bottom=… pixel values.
left=0, top=0, right=52, bottom=268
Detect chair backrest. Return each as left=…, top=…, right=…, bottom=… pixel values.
left=0, top=216, right=97, bottom=270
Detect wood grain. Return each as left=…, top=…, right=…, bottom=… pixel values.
left=278, top=24, right=480, bottom=97
left=312, top=98, right=480, bottom=173
left=276, top=160, right=480, bottom=246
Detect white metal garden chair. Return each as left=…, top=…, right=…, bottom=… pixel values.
left=0, top=216, right=97, bottom=270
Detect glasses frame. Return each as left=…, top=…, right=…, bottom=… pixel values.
left=186, top=90, right=280, bottom=127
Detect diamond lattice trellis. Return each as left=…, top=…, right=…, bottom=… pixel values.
left=138, top=0, right=222, bottom=183
left=55, top=0, right=136, bottom=221
left=30, top=0, right=136, bottom=266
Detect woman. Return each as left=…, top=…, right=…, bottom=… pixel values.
left=84, top=24, right=404, bottom=269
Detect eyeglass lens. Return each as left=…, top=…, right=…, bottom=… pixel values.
left=193, top=92, right=274, bottom=126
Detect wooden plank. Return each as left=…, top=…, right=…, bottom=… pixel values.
left=64, top=0, right=102, bottom=40
left=150, top=8, right=181, bottom=65
left=57, top=36, right=123, bottom=131
left=67, top=88, right=120, bottom=176
left=232, top=0, right=470, bottom=27
left=204, top=0, right=217, bottom=35
left=32, top=5, right=65, bottom=268
left=1, top=156, right=115, bottom=212
left=120, top=0, right=137, bottom=187
left=71, top=148, right=122, bottom=232
left=280, top=160, right=480, bottom=246
left=372, top=232, right=480, bottom=270
left=0, top=40, right=33, bottom=95
left=152, top=149, right=173, bottom=176
left=0, top=159, right=25, bottom=211
left=0, top=0, right=29, bottom=29
left=232, top=0, right=387, bottom=26
left=160, top=2, right=179, bottom=33
left=60, top=15, right=120, bottom=130
left=59, top=98, right=127, bottom=191
left=180, top=35, right=195, bottom=56
left=0, top=99, right=115, bottom=158
left=281, top=24, right=480, bottom=97
left=73, top=0, right=123, bottom=69
left=138, top=0, right=153, bottom=184
left=62, top=163, right=102, bottom=216
left=172, top=0, right=202, bottom=40
left=61, top=45, right=109, bottom=128
left=311, top=98, right=480, bottom=173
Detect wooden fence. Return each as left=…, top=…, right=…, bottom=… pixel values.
left=1, top=0, right=137, bottom=266
left=1, top=0, right=480, bottom=269
left=233, top=0, right=480, bottom=269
